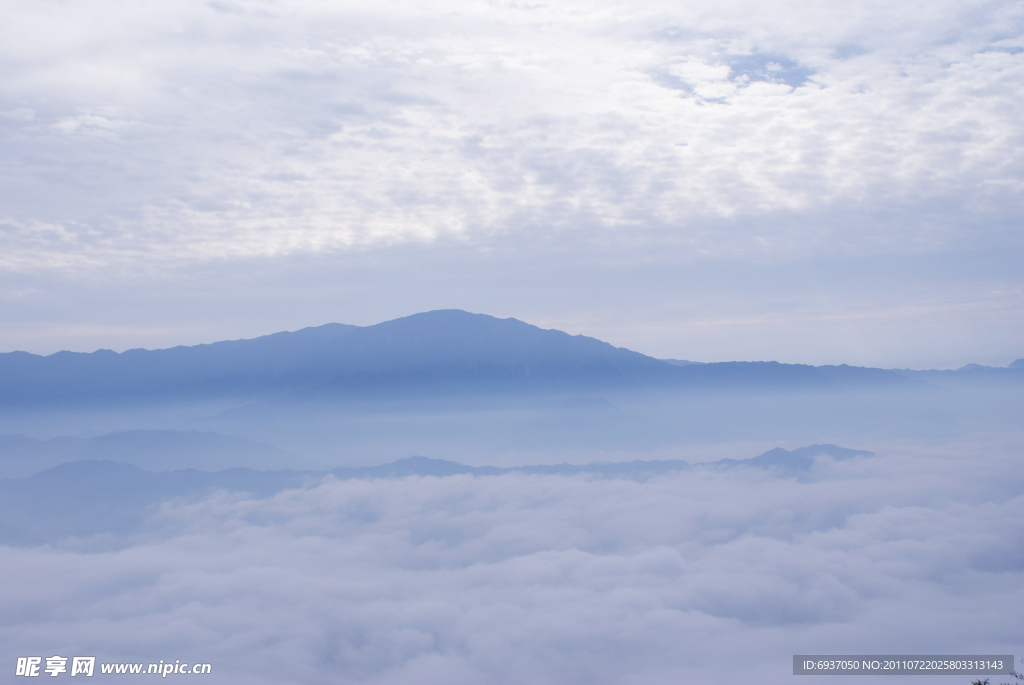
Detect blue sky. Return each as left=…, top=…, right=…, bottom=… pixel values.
left=1, top=0, right=1022, bottom=367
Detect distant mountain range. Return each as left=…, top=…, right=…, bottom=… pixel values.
left=0, top=430, right=296, bottom=478
left=0, top=444, right=872, bottom=545
left=6, top=309, right=1012, bottom=407
left=893, top=359, right=1024, bottom=387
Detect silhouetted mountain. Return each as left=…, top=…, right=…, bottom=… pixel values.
left=711, top=444, right=873, bottom=471
left=664, top=361, right=914, bottom=390
left=332, top=455, right=506, bottom=479
left=0, top=445, right=873, bottom=545
left=0, top=460, right=312, bottom=544
left=0, top=430, right=296, bottom=477
left=0, top=321, right=360, bottom=405
left=0, top=310, right=919, bottom=406
left=892, top=363, right=1024, bottom=388
left=0, top=311, right=672, bottom=405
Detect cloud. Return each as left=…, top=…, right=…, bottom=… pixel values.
left=0, top=0, right=1022, bottom=272
left=1, top=441, right=1021, bottom=683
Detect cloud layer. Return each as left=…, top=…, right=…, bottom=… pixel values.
left=2, top=0, right=1023, bottom=271
left=2, top=441, right=1021, bottom=683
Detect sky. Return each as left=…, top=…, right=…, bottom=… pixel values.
left=1, top=0, right=1022, bottom=367
left=2, top=440, right=1022, bottom=684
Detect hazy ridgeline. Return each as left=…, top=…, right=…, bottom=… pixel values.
left=1, top=311, right=1021, bottom=684
left=1, top=310, right=1021, bottom=470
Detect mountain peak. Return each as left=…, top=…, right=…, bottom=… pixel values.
left=0, top=310, right=936, bottom=407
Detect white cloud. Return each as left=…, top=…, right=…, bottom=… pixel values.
left=0, top=0, right=1022, bottom=270
left=1, top=442, right=1021, bottom=683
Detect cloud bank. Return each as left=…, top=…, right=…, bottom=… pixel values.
left=1, top=0, right=1022, bottom=271
left=2, top=441, right=1021, bottom=683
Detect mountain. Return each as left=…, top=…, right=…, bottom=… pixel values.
left=0, top=311, right=671, bottom=405
left=0, top=445, right=873, bottom=545
left=0, top=320, right=361, bottom=405
left=891, top=361, right=1024, bottom=388
left=0, top=430, right=297, bottom=478
left=0, top=310, right=919, bottom=406
left=710, top=444, right=873, bottom=471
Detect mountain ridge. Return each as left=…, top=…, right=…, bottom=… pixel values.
left=0, top=444, right=874, bottom=545
left=0, top=430, right=297, bottom=477
left=5, top=309, right=1011, bottom=406
left=0, top=310, right=681, bottom=404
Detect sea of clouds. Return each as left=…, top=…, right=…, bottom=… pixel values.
left=2, top=440, right=1021, bottom=684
